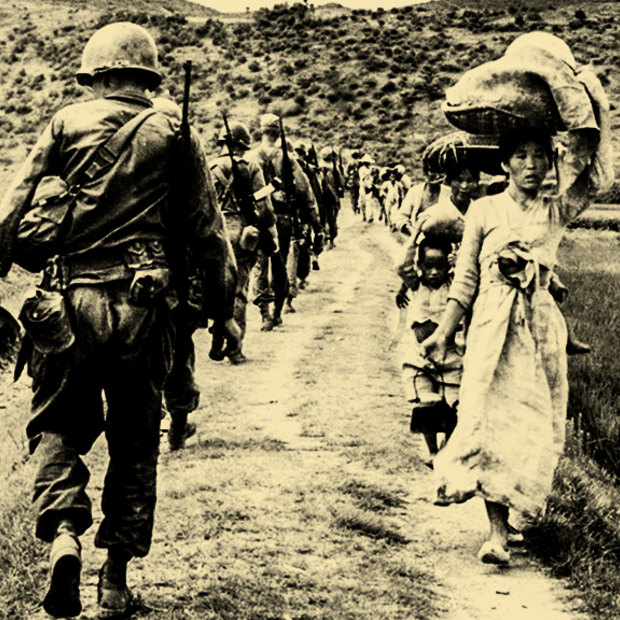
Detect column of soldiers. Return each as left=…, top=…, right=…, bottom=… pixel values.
left=0, top=22, right=345, bottom=619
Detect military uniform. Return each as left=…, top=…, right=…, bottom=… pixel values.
left=318, top=146, right=343, bottom=247
left=209, top=127, right=277, bottom=359
left=247, top=114, right=321, bottom=326
left=0, top=22, right=236, bottom=618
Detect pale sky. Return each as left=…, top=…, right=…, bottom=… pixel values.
left=190, top=0, right=431, bottom=12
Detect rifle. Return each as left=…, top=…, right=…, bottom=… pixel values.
left=278, top=118, right=301, bottom=240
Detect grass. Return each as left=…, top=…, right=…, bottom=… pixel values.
left=525, top=231, right=620, bottom=618
left=0, top=465, right=47, bottom=617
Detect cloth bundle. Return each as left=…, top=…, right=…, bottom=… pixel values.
left=442, top=33, right=599, bottom=136
left=425, top=131, right=504, bottom=176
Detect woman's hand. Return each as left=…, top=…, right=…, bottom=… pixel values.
left=421, top=331, right=449, bottom=365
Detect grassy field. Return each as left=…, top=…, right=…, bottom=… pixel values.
left=526, top=230, right=620, bottom=619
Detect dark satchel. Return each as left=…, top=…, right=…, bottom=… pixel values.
left=14, top=108, right=157, bottom=273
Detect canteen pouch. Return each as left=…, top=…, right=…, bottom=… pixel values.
left=239, top=225, right=260, bottom=252
left=15, top=176, right=77, bottom=273
left=19, top=288, right=75, bottom=355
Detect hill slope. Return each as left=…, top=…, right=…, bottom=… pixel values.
left=0, top=0, right=617, bottom=191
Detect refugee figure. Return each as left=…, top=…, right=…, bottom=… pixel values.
left=379, top=167, right=401, bottom=231
left=396, top=150, right=480, bottom=308
left=395, top=140, right=452, bottom=237
left=422, top=73, right=612, bottom=565
left=0, top=23, right=237, bottom=617
left=357, top=154, right=374, bottom=221
left=397, top=237, right=462, bottom=468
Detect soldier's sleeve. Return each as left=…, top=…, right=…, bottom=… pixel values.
left=293, top=158, right=321, bottom=233
left=0, top=119, right=58, bottom=276
left=185, top=130, right=237, bottom=321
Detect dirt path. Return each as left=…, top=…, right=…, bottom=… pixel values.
left=25, top=208, right=585, bottom=619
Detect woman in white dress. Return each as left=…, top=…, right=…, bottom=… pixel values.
left=421, top=72, right=613, bottom=565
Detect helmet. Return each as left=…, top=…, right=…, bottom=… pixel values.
left=360, top=154, right=375, bottom=165
left=294, top=140, right=308, bottom=156
left=319, top=146, right=335, bottom=162
left=260, top=113, right=280, bottom=132
left=216, top=121, right=252, bottom=150
left=76, top=22, right=162, bottom=89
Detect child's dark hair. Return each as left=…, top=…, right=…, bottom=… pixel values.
left=498, top=128, right=554, bottom=166
left=418, top=236, right=452, bottom=262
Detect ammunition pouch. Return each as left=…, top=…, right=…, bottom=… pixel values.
left=124, top=240, right=172, bottom=307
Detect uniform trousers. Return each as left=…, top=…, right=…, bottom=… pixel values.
left=27, top=281, right=173, bottom=557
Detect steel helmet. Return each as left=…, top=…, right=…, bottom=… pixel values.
left=76, top=22, right=162, bottom=89
left=294, top=140, right=309, bottom=155
left=217, top=121, right=252, bottom=150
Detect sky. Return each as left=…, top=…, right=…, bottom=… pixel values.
left=190, top=0, right=431, bottom=12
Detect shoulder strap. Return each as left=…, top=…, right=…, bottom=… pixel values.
left=56, top=108, right=158, bottom=251
left=66, top=108, right=158, bottom=187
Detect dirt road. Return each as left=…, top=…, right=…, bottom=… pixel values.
left=21, top=208, right=586, bottom=619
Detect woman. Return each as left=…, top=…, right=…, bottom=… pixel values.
left=421, top=73, right=612, bottom=565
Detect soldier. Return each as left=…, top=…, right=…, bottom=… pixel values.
left=0, top=22, right=236, bottom=618
left=248, top=114, right=322, bottom=326
left=294, top=140, right=322, bottom=290
left=209, top=121, right=279, bottom=362
left=318, top=146, right=343, bottom=248
left=345, top=150, right=361, bottom=213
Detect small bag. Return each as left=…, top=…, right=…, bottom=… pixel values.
left=13, top=108, right=157, bottom=274
left=410, top=400, right=457, bottom=435
left=14, top=177, right=77, bottom=273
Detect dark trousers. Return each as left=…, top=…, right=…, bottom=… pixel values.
left=27, top=281, right=173, bottom=557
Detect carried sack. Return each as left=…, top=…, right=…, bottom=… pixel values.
left=14, top=108, right=157, bottom=273
left=443, top=35, right=597, bottom=135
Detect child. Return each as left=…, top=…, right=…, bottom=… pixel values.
left=397, top=237, right=464, bottom=467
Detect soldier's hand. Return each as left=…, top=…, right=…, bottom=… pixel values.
left=395, top=286, right=409, bottom=309
left=313, top=231, right=325, bottom=255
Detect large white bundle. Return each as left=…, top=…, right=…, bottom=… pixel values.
left=443, top=32, right=598, bottom=136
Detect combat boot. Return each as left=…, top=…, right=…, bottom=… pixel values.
left=259, top=304, right=274, bottom=332
left=284, top=296, right=296, bottom=314
left=98, top=549, right=132, bottom=619
left=43, top=519, right=82, bottom=618
left=168, top=412, right=197, bottom=451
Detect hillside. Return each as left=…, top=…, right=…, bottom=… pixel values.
left=0, top=0, right=617, bottom=192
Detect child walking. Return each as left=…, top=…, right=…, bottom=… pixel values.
left=396, top=237, right=464, bottom=467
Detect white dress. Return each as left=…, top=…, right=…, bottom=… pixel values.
left=435, top=165, right=609, bottom=517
